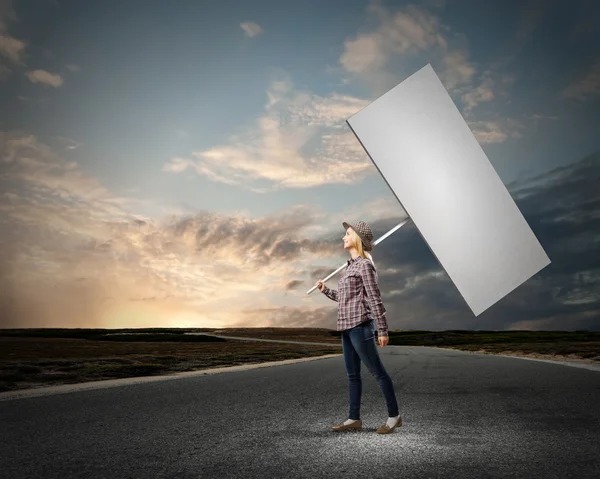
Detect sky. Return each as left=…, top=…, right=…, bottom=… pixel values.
left=0, top=0, right=599, bottom=331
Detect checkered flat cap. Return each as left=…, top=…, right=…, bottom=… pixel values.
left=343, top=220, right=374, bottom=251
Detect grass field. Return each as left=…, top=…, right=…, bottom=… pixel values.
left=212, top=328, right=600, bottom=360
left=1, top=328, right=598, bottom=393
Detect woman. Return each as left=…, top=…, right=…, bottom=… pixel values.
left=315, top=220, right=401, bottom=434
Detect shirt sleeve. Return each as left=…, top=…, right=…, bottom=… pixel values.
left=321, top=285, right=338, bottom=302
left=359, top=261, right=388, bottom=337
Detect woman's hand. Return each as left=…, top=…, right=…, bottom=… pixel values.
left=378, top=336, right=389, bottom=347
left=315, top=280, right=326, bottom=292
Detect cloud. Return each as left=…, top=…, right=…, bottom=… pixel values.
left=337, top=194, right=407, bottom=227
left=66, top=63, right=80, bottom=72
left=560, top=59, right=600, bottom=101
left=285, top=280, right=304, bottom=291
left=0, top=33, right=25, bottom=63
left=468, top=117, right=525, bottom=145
left=236, top=145, right=600, bottom=332
left=2, top=132, right=599, bottom=331
left=461, top=75, right=495, bottom=111
left=338, top=1, right=476, bottom=95
left=0, top=132, right=343, bottom=328
left=440, top=50, right=475, bottom=91
left=240, top=21, right=263, bottom=38
left=163, top=73, right=374, bottom=191
left=339, top=34, right=388, bottom=75
left=312, top=153, right=599, bottom=332
left=529, top=113, right=558, bottom=122
left=459, top=1, right=543, bottom=113
left=461, top=73, right=545, bottom=145
left=163, top=156, right=191, bottom=173
left=25, top=69, right=64, bottom=87
left=0, top=132, right=150, bottom=328
left=301, top=150, right=600, bottom=332
left=0, top=1, right=26, bottom=68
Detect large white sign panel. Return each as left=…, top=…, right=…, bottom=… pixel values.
left=347, top=64, right=551, bottom=316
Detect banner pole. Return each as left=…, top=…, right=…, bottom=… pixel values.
left=306, top=217, right=411, bottom=294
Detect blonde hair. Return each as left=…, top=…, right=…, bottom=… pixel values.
left=347, top=228, right=375, bottom=269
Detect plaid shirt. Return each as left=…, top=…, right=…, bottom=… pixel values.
left=321, top=256, right=389, bottom=338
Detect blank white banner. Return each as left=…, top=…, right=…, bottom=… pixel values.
left=347, top=64, right=551, bottom=316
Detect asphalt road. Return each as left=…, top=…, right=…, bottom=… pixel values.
left=1, top=346, right=599, bottom=478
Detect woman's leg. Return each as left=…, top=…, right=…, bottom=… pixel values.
left=342, top=329, right=362, bottom=420
left=348, top=321, right=399, bottom=417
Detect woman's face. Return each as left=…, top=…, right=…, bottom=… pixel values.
left=343, top=228, right=353, bottom=250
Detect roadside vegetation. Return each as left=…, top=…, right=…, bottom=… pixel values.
left=1, top=328, right=597, bottom=393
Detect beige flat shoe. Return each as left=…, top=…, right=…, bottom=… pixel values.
left=376, top=416, right=402, bottom=434
left=331, top=419, right=363, bottom=432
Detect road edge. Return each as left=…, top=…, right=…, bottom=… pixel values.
left=0, top=353, right=343, bottom=401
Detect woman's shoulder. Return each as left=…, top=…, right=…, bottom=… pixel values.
left=357, top=256, right=375, bottom=270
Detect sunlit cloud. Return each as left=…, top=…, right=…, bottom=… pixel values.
left=1, top=0, right=598, bottom=334
left=0, top=33, right=24, bottom=63
left=235, top=149, right=600, bottom=332
left=0, top=132, right=344, bottom=328
left=468, top=118, right=525, bottom=144
left=339, top=1, right=476, bottom=95
left=1, top=132, right=598, bottom=331
left=240, top=21, right=263, bottom=38
left=25, top=69, right=64, bottom=87
left=461, top=76, right=495, bottom=111
left=163, top=73, right=374, bottom=191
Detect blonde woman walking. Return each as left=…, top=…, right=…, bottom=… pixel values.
left=316, top=221, right=401, bottom=434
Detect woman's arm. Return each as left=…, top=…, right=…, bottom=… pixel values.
left=359, top=261, right=388, bottom=337
left=322, top=285, right=338, bottom=302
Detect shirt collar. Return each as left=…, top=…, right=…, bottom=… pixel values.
left=347, top=256, right=360, bottom=266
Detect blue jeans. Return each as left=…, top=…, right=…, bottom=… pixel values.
left=341, top=320, right=399, bottom=420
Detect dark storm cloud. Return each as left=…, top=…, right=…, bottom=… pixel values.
left=166, top=206, right=340, bottom=266
left=285, top=280, right=304, bottom=291
left=308, top=151, right=600, bottom=331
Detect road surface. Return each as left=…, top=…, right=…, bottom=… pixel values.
left=1, top=345, right=599, bottom=478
